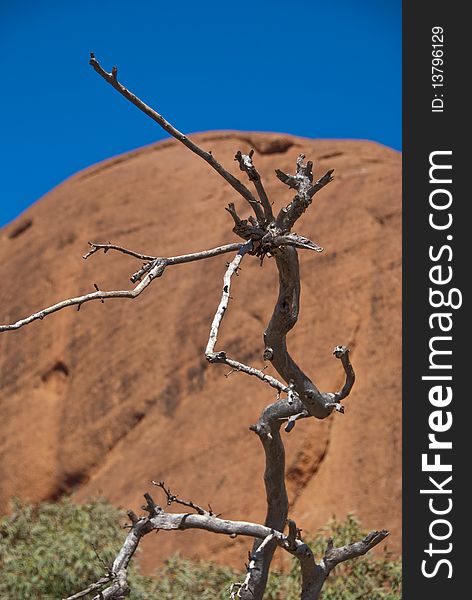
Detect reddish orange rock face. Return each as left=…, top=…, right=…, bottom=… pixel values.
left=0, top=131, right=401, bottom=569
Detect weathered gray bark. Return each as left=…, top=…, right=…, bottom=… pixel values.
left=240, top=243, right=353, bottom=598
left=243, top=395, right=304, bottom=599
left=62, top=488, right=388, bottom=600
left=0, top=242, right=244, bottom=331
left=264, top=247, right=341, bottom=419
left=1, top=55, right=387, bottom=600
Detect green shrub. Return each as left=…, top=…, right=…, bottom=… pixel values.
left=0, top=498, right=155, bottom=599
left=0, top=499, right=401, bottom=599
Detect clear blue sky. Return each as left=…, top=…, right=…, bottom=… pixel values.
left=0, top=0, right=400, bottom=227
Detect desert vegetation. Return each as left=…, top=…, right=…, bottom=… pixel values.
left=0, top=500, right=401, bottom=599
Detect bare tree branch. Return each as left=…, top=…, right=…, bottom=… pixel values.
left=224, top=202, right=266, bottom=242
left=218, top=356, right=288, bottom=394
left=331, top=346, right=355, bottom=402
left=204, top=242, right=288, bottom=396
left=231, top=533, right=276, bottom=598
left=165, top=243, right=243, bottom=266
left=64, top=500, right=297, bottom=600
left=298, top=529, right=390, bottom=600
left=286, top=518, right=300, bottom=549
left=275, top=154, right=334, bottom=232
left=82, top=241, right=156, bottom=261
left=0, top=242, right=243, bottom=332
left=263, top=246, right=354, bottom=419
left=234, top=149, right=273, bottom=223
left=323, top=529, right=390, bottom=570
left=151, top=480, right=208, bottom=516
left=271, top=232, right=323, bottom=253
left=0, top=261, right=164, bottom=332
left=242, top=392, right=309, bottom=599
left=89, top=53, right=264, bottom=221
left=205, top=242, right=252, bottom=357
left=64, top=490, right=388, bottom=600
left=5, top=56, right=389, bottom=600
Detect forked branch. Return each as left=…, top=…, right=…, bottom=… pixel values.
left=63, top=490, right=389, bottom=600
left=275, top=154, right=334, bottom=231
left=3, top=54, right=387, bottom=600
left=0, top=242, right=243, bottom=332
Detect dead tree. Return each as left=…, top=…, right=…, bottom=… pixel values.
left=0, top=54, right=388, bottom=599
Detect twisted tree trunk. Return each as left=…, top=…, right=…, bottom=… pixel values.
left=1, top=54, right=387, bottom=600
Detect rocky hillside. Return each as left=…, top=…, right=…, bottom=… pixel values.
left=0, top=132, right=401, bottom=571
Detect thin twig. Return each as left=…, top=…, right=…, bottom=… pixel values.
left=89, top=53, right=263, bottom=220
left=166, top=243, right=243, bottom=265
left=0, top=261, right=164, bottom=332
left=218, top=356, right=287, bottom=394
left=83, top=242, right=156, bottom=261
left=331, top=346, right=355, bottom=402
left=151, top=481, right=207, bottom=515
left=0, top=242, right=243, bottom=332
